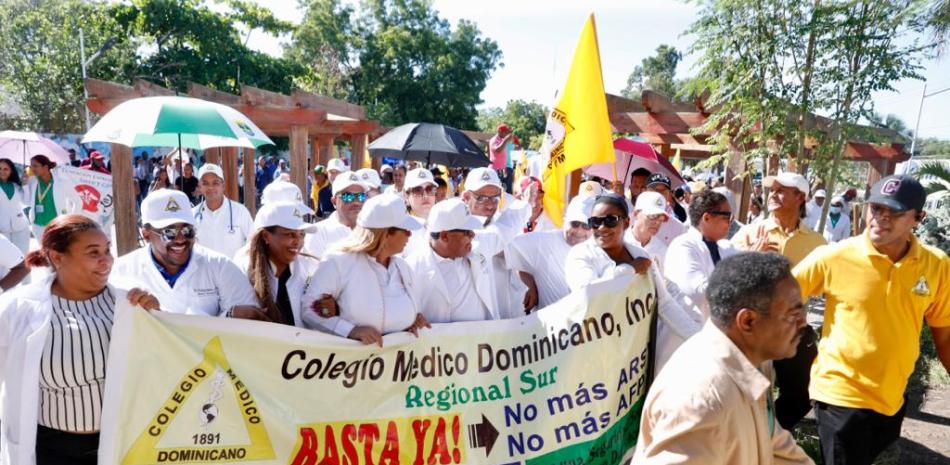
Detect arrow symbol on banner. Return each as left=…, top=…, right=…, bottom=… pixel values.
left=467, top=414, right=499, bottom=456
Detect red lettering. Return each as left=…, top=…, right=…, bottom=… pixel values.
left=320, top=425, right=340, bottom=465
left=426, top=418, right=451, bottom=465
left=358, top=423, right=381, bottom=465
left=291, top=427, right=319, bottom=465
left=341, top=425, right=359, bottom=465
left=451, top=416, right=461, bottom=464
left=379, top=421, right=400, bottom=465
left=411, top=419, right=431, bottom=465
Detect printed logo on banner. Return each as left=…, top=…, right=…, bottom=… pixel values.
left=121, top=337, right=275, bottom=465
left=75, top=184, right=102, bottom=213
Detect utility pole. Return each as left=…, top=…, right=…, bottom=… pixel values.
left=909, top=81, right=950, bottom=158
left=80, top=29, right=118, bottom=132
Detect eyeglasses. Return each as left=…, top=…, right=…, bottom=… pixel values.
left=473, top=194, right=501, bottom=204
left=709, top=210, right=733, bottom=220
left=152, top=225, right=196, bottom=242
left=338, top=192, right=367, bottom=203
left=587, top=214, right=626, bottom=229
left=569, top=221, right=592, bottom=230
left=408, top=186, right=438, bottom=197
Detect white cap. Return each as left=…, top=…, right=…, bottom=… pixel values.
left=763, top=172, right=809, bottom=196
left=814, top=189, right=827, bottom=198
left=356, top=168, right=382, bottom=189
left=564, top=195, right=596, bottom=224
left=357, top=193, right=422, bottom=230
left=577, top=181, right=604, bottom=199
left=197, top=163, right=224, bottom=181
left=254, top=202, right=318, bottom=233
left=427, top=198, right=484, bottom=233
left=405, top=168, right=437, bottom=190
left=327, top=158, right=348, bottom=173
left=261, top=180, right=314, bottom=214
left=634, top=191, right=670, bottom=218
left=332, top=171, right=366, bottom=196
left=141, top=189, right=196, bottom=228
left=464, top=167, right=503, bottom=192
left=380, top=164, right=394, bottom=173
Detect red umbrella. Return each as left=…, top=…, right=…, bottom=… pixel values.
left=583, top=138, right=685, bottom=188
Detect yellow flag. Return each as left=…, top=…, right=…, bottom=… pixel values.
left=541, top=14, right=615, bottom=228
left=672, top=148, right=682, bottom=171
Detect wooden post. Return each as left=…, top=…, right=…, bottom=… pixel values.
left=243, top=148, right=257, bottom=217
left=309, top=136, right=319, bottom=171
left=350, top=134, right=368, bottom=170
left=318, top=137, right=334, bottom=166
left=290, top=125, right=309, bottom=201
left=724, top=144, right=746, bottom=207
left=205, top=147, right=221, bottom=165
left=111, top=143, right=138, bottom=256
left=221, top=147, right=239, bottom=201
left=866, top=159, right=889, bottom=189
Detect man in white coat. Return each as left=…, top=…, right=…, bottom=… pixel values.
left=664, top=189, right=738, bottom=319
left=303, top=172, right=367, bottom=259
left=405, top=198, right=499, bottom=323
left=645, top=173, right=688, bottom=245
left=192, top=163, right=254, bottom=259
left=113, top=189, right=265, bottom=319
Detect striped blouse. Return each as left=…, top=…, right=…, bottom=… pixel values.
left=38, top=287, right=115, bottom=432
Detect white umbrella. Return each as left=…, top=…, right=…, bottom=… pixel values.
left=0, top=130, right=70, bottom=166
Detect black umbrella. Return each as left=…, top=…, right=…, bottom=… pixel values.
left=368, top=123, right=489, bottom=167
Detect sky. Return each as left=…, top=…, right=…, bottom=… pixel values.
left=246, top=0, right=950, bottom=140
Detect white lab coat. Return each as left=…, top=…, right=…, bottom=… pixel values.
left=0, top=276, right=134, bottom=465
left=301, top=251, right=419, bottom=337
left=234, top=253, right=319, bottom=327
left=474, top=198, right=532, bottom=318
left=804, top=201, right=823, bottom=230
left=112, top=245, right=257, bottom=316
left=664, top=227, right=737, bottom=318
left=25, top=168, right=78, bottom=224
left=303, top=212, right=352, bottom=260
left=652, top=213, right=688, bottom=246
left=405, top=245, right=499, bottom=323
left=504, top=230, right=572, bottom=309
left=821, top=214, right=851, bottom=243
left=0, top=183, right=29, bottom=235
left=193, top=199, right=255, bottom=259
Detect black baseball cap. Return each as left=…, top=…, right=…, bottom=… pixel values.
left=867, top=175, right=925, bottom=212
left=647, top=173, right=672, bottom=189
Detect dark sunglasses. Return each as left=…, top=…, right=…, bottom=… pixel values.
left=587, top=214, right=626, bottom=229
left=709, top=210, right=733, bottom=220
left=152, top=225, right=196, bottom=242
left=339, top=192, right=367, bottom=203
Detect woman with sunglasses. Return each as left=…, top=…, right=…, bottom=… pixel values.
left=302, top=194, right=429, bottom=346
left=0, top=214, right=161, bottom=465
left=566, top=193, right=702, bottom=370
left=0, top=159, right=30, bottom=255
left=402, top=168, right=439, bottom=256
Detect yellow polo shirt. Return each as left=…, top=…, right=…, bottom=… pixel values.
left=793, top=233, right=950, bottom=415
left=733, top=217, right=827, bottom=267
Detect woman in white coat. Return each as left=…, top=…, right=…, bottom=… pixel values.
left=302, top=193, right=429, bottom=346
left=26, top=155, right=76, bottom=239
left=235, top=201, right=324, bottom=327
left=0, top=214, right=159, bottom=465
left=0, top=159, right=30, bottom=254
left=565, top=193, right=703, bottom=370
left=821, top=195, right=851, bottom=243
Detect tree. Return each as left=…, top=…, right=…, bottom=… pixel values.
left=621, top=45, right=682, bottom=99
left=287, top=0, right=503, bottom=129
left=476, top=100, right=548, bottom=150
left=928, top=0, right=950, bottom=53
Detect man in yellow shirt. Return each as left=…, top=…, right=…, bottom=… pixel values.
left=734, top=172, right=826, bottom=430
left=794, top=175, right=950, bottom=465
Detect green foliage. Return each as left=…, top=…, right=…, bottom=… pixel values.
left=287, top=0, right=502, bottom=129
left=917, top=161, right=950, bottom=193
left=621, top=44, right=682, bottom=99
left=476, top=100, right=548, bottom=150
left=917, top=138, right=950, bottom=158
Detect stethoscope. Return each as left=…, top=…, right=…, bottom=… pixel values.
left=195, top=198, right=235, bottom=234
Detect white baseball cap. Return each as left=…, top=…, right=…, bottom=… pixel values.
left=141, top=189, right=195, bottom=228
left=427, top=198, right=484, bottom=233
left=634, top=191, right=670, bottom=218
left=327, top=158, right=349, bottom=173
left=261, top=180, right=314, bottom=214
left=564, top=195, right=596, bottom=224
left=464, top=167, right=503, bottom=192
left=197, top=163, right=224, bottom=181
left=577, top=181, right=604, bottom=199
left=380, top=164, right=394, bottom=173
left=332, top=171, right=366, bottom=196
left=814, top=189, right=827, bottom=198
left=254, top=201, right=317, bottom=233
left=763, top=172, right=810, bottom=196
left=405, top=168, right=437, bottom=190
left=356, top=168, right=382, bottom=189
left=357, top=193, right=422, bottom=230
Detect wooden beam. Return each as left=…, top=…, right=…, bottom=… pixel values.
left=132, top=79, right=176, bottom=96
left=221, top=147, right=239, bottom=201
left=670, top=143, right=714, bottom=152
left=605, top=93, right=646, bottom=113
left=243, top=148, right=257, bottom=217
left=291, top=90, right=366, bottom=120
left=204, top=147, right=221, bottom=165
left=240, top=85, right=296, bottom=107
left=641, top=90, right=696, bottom=113
left=84, top=78, right=136, bottom=99
left=289, top=125, right=309, bottom=200
left=111, top=143, right=138, bottom=256
left=316, top=136, right=334, bottom=166
left=186, top=82, right=241, bottom=105
left=610, top=112, right=710, bottom=135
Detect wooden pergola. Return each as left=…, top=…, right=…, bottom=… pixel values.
left=605, top=90, right=910, bottom=216
left=85, top=78, right=380, bottom=255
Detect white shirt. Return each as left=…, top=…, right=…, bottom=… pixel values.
left=301, top=251, right=418, bottom=337
left=405, top=245, right=498, bottom=323
left=402, top=214, right=429, bottom=257
left=234, top=254, right=319, bottom=327
left=436, top=254, right=492, bottom=321
left=193, top=199, right=255, bottom=259
left=664, top=227, right=737, bottom=318
left=303, top=212, right=352, bottom=260
left=505, top=230, right=571, bottom=309
left=625, top=229, right=669, bottom=273
left=0, top=184, right=29, bottom=233
left=821, top=213, right=851, bottom=243
left=112, top=245, right=257, bottom=316
left=0, top=233, right=24, bottom=288
left=804, top=200, right=823, bottom=230
left=655, top=213, right=688, bottom=245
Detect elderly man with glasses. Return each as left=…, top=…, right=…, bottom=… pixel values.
left=303, top=172, right=369, bottom=260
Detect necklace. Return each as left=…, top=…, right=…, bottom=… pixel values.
left=37, top=178, right=53, bottom=203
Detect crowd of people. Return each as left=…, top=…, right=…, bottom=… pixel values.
left=0, top=137, right=948, bottom=465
